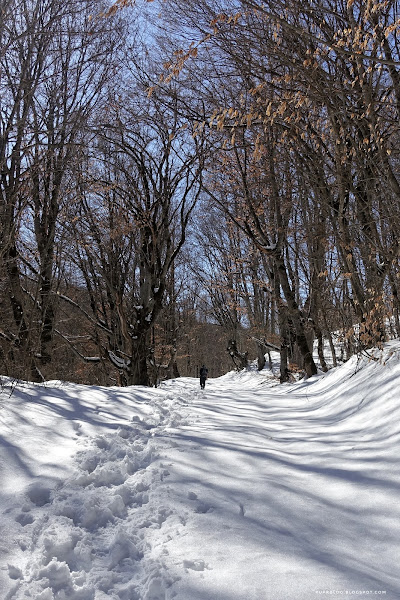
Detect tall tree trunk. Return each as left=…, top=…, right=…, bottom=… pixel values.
left=256, top=340, right=266, bottom=371
left=275, top=255, right=318, bottom=377
left=316, top=328, right=328, bottom=373
left=4, top=243, right=43, bottom=382
left=128, top=330, right=150, bottom=386
left=278, top=312, right=290, bottom=383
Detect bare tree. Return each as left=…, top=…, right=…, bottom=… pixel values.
left=0, top=0, right=122, bottom=380
left=63, top=89, right=206, bottom=385
left=158, top=0, right=400, bottom=365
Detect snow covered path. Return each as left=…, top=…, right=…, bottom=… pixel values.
left=160, top=365, right=400, bottom=600
left=1, top=345, right=400, bottom=599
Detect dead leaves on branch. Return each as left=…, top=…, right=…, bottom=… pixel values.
left=108, top=1, right=400, bottom=169
left=102, top=0, right=154, bottom=18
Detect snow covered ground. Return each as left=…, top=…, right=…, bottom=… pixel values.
left=1, top=342, right=400, bottom=599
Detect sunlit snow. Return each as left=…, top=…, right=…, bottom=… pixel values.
left=1, top=343, right=400, bottom=599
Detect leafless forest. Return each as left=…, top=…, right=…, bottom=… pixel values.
left=1, top=0, right=400, bottom=386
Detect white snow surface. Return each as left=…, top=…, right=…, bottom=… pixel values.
left=1, top=342, right=400, bottom=599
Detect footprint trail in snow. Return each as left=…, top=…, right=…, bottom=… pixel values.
left=4, top=388, right=195, bottom=600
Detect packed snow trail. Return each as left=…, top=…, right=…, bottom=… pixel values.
left=158, top=362, right=400, bottom=600
left=1, top=343, right=400, bottom=599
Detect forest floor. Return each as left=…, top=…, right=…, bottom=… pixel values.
left=1, top=343, right=400, bottom=599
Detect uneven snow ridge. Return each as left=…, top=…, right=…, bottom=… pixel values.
left=5, top=391, right=192, bottom=600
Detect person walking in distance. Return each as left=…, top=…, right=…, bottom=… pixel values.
left=199, top=364, right=208, bottom=389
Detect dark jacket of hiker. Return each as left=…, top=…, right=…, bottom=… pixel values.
left=199, top=365, right=208, bottom=389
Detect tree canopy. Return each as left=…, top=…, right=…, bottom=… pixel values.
left=1, top=0, right=399, bottom=385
